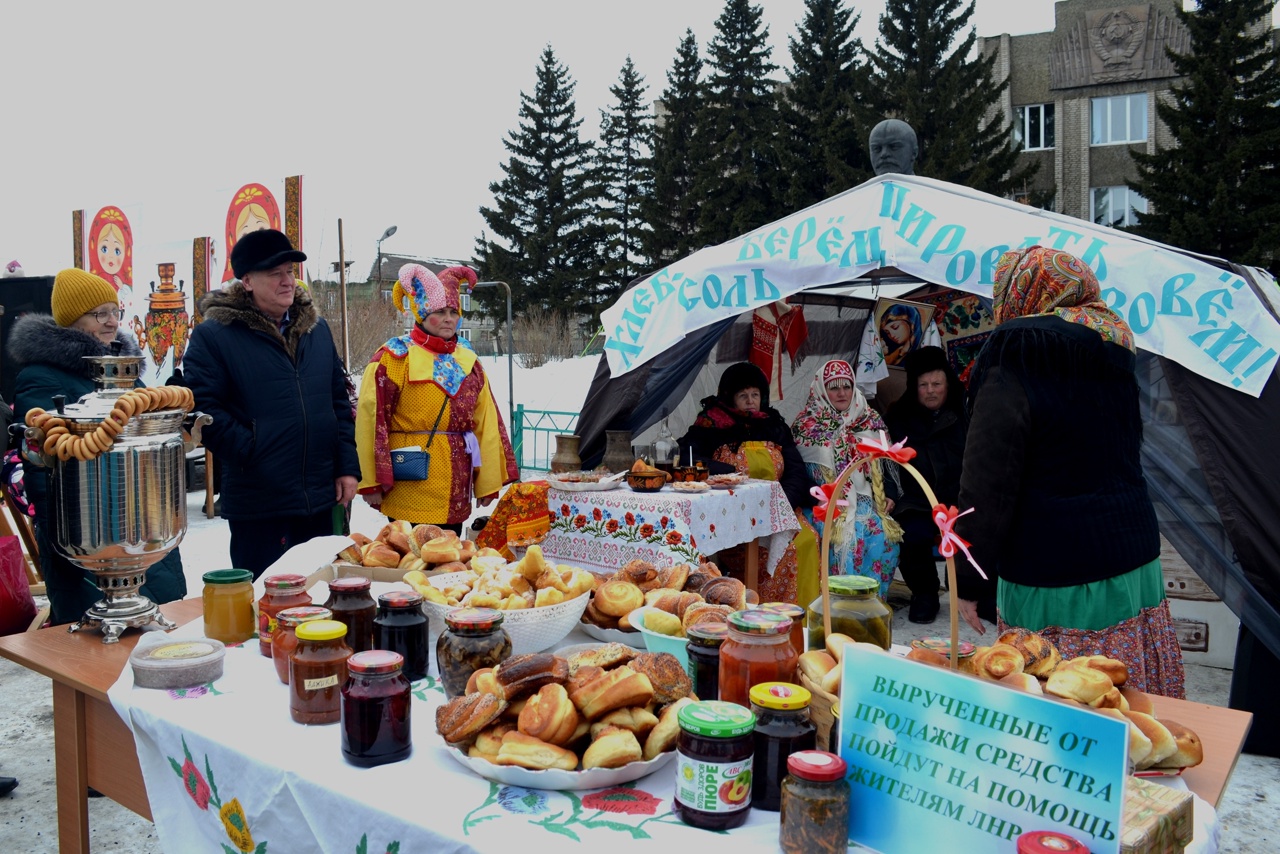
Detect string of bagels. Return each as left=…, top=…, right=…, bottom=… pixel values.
left=24, top=386, right=195, bottom=463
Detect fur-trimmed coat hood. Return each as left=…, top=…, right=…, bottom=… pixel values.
left=199, top=282, right=318, bottom=359
left=8, top=313, right=141, bottom=378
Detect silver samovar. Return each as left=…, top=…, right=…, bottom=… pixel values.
left=24, top=353, right=211, bottom=642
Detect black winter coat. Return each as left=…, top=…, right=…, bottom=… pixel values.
left=183, top=284, right=359, bottom=520
left=884, top=397, right=969, bottom=515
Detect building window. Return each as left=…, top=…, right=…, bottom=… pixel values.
left=1091, top=186, right=1147, bottom=228
left=1091, top=94, right=1147, bottom=145
left=1014, top=103, right=1055, bottom=151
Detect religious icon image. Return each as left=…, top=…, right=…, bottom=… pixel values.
left=874, top=297, right=935, bottom=367
left=219, top=182, right=282, bottom=282
left=131, top=262, right=191, bottom=369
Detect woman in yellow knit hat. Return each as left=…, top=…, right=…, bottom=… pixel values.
left=355, top=264, right=518, bottom=531
left=8, top=269, right=186, bottom=624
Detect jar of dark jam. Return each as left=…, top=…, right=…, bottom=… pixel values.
left=749, top=682, right=817, bottom=811
left=780, top=750, right=850, bottom=854
left=674, top=700, right=756, bottom=830
left=374, top=591, right=429, bottom=682
left=757, top=602, right=807, bottom=656
left=719, top=610, right=797, bottom=708
left=324, top=577, right=377, bottom=654
left=437, top=608, right=512, bottom=699
left=807, top=574, right=892, bottom=651
left=257, top=573, right=313, bottom=657
left=686, top=622, right=728, bottom=701
left=290, top=620, right=352, bottom=725
left=272, top=606, right=333, bottom=685
left=341, top=650, right=412, bottom=767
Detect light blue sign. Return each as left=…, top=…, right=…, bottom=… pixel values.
left=837, top=648, right=1127, bottom=854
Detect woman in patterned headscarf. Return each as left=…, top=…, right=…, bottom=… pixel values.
left=791, top=360, right=900, bottom=597
left=954, top=246, right=1184, bottom=697
left=355, top=264, right=518, bottom=532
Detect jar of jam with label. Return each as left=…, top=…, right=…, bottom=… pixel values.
left=341, top=650, right=412, bottom=767
left=201, top=570, right=256, bottom=645
left=750, top=682, right=817, bottom=811
left=271, top=606, right=332, bottom=685
left=290, top=619, right=352, bottom=724
left=257, top=573, right=313, bottom=657
left=437, top=608, right=512, bottom=699
left=686, top=622, right=728, bottom=701
left=374, top=591, right=429, bottom=682
left=1016, top=831, right=1089, bottom=854
left=674, top=700, right=756, bottom=830
left=757, top=602, right=807, bottom=656
left=719, top=610, right=797, bottom=707
left=807, top=574, right=892, bottom=651
left=780, top=750, right=850, bottom=854
left=324, top=577, right=377, bottom=654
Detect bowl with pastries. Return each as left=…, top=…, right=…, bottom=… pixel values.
left=435, top=648, right=696, bottom=789
left=626, top=607, right=691, bottom=673
left=413, top=546, right=595, bottom=655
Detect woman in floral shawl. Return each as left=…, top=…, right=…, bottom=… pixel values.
left=791, top=359, right=901, bottom=597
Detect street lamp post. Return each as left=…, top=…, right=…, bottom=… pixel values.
left=375, top=224, right=398, bottom=293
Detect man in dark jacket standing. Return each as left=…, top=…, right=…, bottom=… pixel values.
left=184, top=230, right=359, bottom=577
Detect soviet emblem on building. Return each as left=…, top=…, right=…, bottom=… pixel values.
left=1091, top=10, right=1145, bottom=71
left=1049, top=3, right=1189, bottom=89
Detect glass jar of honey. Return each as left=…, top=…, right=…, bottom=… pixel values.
left=341, top=650, right=412, bottom=767
left=807, top=575, right=892, bottom=652
left=271, top=606, right=332, bottom=685
left=324, top=577, right=377, bottom=654
left=201, top=570, right=256, bottom=645
left=257, top=573, right=313, bottom=657
left=719, top=610, right=797, bottom=708
left=290, top=619, right=352, bottom=725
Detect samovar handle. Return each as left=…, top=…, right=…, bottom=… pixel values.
left=185, top=411, right=213, bottom=452
left=19, top=424, right=53, bottom=468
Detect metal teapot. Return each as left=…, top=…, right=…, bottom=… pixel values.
left=23, top=352, right=211, bottom=642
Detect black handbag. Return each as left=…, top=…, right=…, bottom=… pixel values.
left=390, top=398, right=448, bottom=481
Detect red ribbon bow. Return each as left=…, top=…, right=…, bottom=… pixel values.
left=810, top=483, right=847, bottom=523
left=932, top=504, right=987, bottom=580
left=854, top=430, right=918, bottom=465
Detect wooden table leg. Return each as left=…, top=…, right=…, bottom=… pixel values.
left=745, top=538, right=759, bottom=595
left=204, top=449, right=215, bottom=519
left=52, top=681, right=91, bottom=854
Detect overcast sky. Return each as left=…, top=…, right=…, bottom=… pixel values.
left=0, top=1, right=1268, bottom=284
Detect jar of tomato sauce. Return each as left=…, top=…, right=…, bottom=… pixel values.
left=257, top=574, right=313, bottom=657
left=201, top=570, right=256, bottom=645
left=324, top=577, right=377, bottom=654
left=719, top=610, right=797, bottom=708
left=290, top=619, right=352, bottom=725
left=271, top=606, right=332, bottom=685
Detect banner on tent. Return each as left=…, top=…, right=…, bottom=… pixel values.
left=602, top=176, right=1280, bottom=396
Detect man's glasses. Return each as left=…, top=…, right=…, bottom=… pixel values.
left=87, top=309, right=125, bottom=323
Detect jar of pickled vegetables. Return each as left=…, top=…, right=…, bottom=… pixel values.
left=437, top=608, right=512, bottom=699
left=257, top=573, right=313, bottom=657
left=780, top=750, right=850, bottom=854
left=201, top=570, right=256, bottom=645
left=719, top=610, right=797, bottom=708
left=271, top=606, right=332, bottom=685
left=807, top=575, right=892, bottom=652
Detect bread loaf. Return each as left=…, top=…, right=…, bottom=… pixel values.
left=582, top=725, right=643, bottom=770
left=971, top=644, right=1026, bottom=681
left=568, top=666, right=655, bottom=720
left=1045, top=664, right=1112, bottom=704
left=1124, top=711, right=1178, bottom=770
left=626, top=652, right=693, bottom=706
left=643, top=697, right=693, bottom=760
left=494, top=653, right=569, bottom=701
left=517, top=683, right=580, bottom=747
left=494, top=731, right=579, bottom=771
left=995, top=627, right=1062, bottom=677
left=1153, top=719, right=1203, bottom=769
left=798, top=650, right=837, bottom=681
left=1096, top=708, right=1153, bottom=768
left=435, top=692, right=507, bottom=745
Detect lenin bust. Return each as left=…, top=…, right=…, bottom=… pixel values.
left=869, top=119, right=918, bottom=176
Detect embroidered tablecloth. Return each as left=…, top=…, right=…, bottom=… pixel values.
left=542, top=479, right=799, bottom=576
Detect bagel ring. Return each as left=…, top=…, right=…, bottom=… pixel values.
left=44, top=433, right=64, bottom=455
left=55, top=434, right=76, bottom=461
left=72, top=438, right=92, bottom=462
left=25, top=408, right=46, bottom=428
left=114, top=397, right=135, bottom=419
left=94, top=427, right=114, bottom=451
left=144, top=388, right=164, bottom=409
left=82, top=432, right=102, bottom=455
left=99, top=417, right=123, bottom=438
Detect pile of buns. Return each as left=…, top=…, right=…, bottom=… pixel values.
left=434, top=645, right=696, bottom=771
left=336, top=522, right=478, bottom=573
left=405, top=544, right=596, bottom=611
left=581, top=559, right=748, bottom=634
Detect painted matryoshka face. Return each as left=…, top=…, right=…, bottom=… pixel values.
left=97, top=231, right=125, bottom=275
left=236, top=209, right=271, bottom=239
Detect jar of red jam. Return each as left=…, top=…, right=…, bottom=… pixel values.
left=686, top=622, right=728, bottom=701
left=257, top=573, right=313, bottom=657
left=437, top=608, right=512, bottom=699
left=324, top=577, right=376, bottom=654
left=373, top=591, right=429, bottom=682
left=674, top=700, right=756, bottom=830
left=719, top=610, right=797, bottom=707
left=271, top=606, right=332, bottom=685
left=780, top=750, right=850, bottom=854
left=757, top=602, right=807, bottom=656
left=341, top=650, right=412, bottom=767
left=289, top=620, right=352, bottom=725
left=749, top=682, right=817, bottom=811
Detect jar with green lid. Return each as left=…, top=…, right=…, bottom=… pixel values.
left=202, top=569, right=256, bottom=645
left=674, top=700, right=756, bottom=830
left=750, top=682, right=817, bottom=811
left=807, top=575, right=892, bottom=651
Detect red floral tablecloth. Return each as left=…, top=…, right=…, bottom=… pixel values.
left=543, top=480, right=799, bottom=575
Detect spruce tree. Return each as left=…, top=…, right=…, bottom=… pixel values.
left=779, top=0, right=872, bottom=210
left=1129, top=0, right=1280, bottom=271
left=643, top=30, right=706, bottom=265
left=866, top=0, right=1034, bottom=196
left=597, top=57, right=654, bottom=311
left=477, top=46, right=602, bottom=315
left=693, top=0, right=783, bottom=246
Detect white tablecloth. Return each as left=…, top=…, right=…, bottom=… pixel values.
left=542, top=479, right=799, bottom=576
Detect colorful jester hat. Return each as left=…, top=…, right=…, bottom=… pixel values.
left=393, top=264, right=478, bottom=324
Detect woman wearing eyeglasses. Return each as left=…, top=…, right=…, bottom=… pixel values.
left=791, top=360, right=901, bottom=598
left=8, top=269, right=186, bottom=625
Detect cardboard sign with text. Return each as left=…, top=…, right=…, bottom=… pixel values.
left=838, top=648, right=1127, bottom=853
